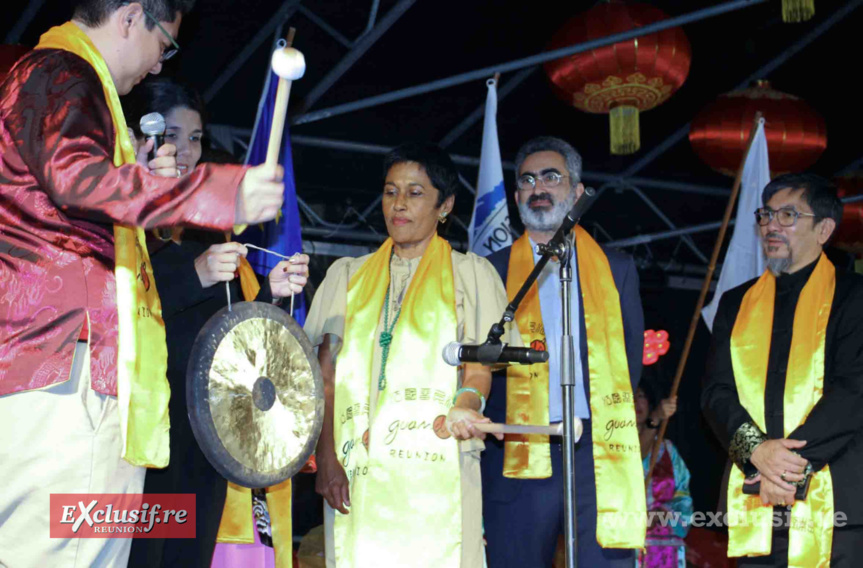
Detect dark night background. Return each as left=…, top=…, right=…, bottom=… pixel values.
left=5, top=0, right=861, bottom=555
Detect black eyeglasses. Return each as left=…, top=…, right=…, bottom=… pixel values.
left=754, top=207, right=817, bottom=227
left=141, top=6, right=180, bottom=62
left=517, top=171, right=569, bottom=191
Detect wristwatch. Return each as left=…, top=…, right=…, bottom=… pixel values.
left=646, top=417, right=660, bottom=429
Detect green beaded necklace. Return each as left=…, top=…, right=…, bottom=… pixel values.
left=377, top=256, right=403, bottom=391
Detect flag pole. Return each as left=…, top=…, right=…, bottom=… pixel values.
left=645, top=112, right=765, bottom=483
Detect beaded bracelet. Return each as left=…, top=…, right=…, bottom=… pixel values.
left=452, top=387, right=486, bottom=415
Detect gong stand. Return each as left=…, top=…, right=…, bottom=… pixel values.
left=484, top=187, right=597, bottom=568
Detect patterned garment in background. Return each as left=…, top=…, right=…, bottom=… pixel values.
left=637, top=440, right=693, bottom=568
left=252, top=488, right=274, bottom=548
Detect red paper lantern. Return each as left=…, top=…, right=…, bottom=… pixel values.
left=643, top=329, right=670, bottom=366
left=544, top=1, right=691, bottom=155
left=0, top=45, right=30, bottom=85
left=832, top=174, right=863, bottom=253
left=689, top=80, right=827, bottom=177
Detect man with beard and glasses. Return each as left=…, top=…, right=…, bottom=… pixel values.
left=702, top=173, right=863, bottom=567
left=481, top=136, right=646, bottom=567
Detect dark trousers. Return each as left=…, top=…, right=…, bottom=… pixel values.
left=736, top=526, right=863, bottom=568
left=127, top=410, right=228, bottom=567
left=483, top=422, right=635, bottom=568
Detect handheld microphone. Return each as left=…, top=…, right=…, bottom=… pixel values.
left=442, top=341, right=549, bottom=367
left=139, top=112, right=166, bottom=163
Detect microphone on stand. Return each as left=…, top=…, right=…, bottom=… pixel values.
left=442, top=341, right=549, bottom=367
left=139, top=112, right=166, bottom=163
left=558, top=186, right=597, bottom=237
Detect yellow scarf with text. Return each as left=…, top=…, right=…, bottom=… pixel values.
left=335, top=235, right=462, bottom=568
left=504, top=226, right=645, bottom=548
left=727, top=253, right=835, bottom=566
left=215, top=266, right=292, bottom=568
left=36, top=22, right=169, bottom=467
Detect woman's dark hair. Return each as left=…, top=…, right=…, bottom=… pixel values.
left=74, top=0, right=195, bottom=28
left=122, top=76, right=207, bottom=138
left=382, top=142, right=459, bottom=207
left=762, top=173, right=843, bottom=229
left=638, top=376, right=662, bottom=413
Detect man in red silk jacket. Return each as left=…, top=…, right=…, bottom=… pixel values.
left=0, top=1, right=287, bottom=566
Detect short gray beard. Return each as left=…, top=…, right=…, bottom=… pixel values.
left=762, top=232, right=792, bottom=276
left=518, top=188, right=578, bottom=233
left=765, top=256, right=793, bottom=276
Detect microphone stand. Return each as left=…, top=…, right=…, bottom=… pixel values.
left=484, top=187, right=597, bottom=568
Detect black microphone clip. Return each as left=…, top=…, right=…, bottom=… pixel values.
left=442, top=341, right=549, bottom=367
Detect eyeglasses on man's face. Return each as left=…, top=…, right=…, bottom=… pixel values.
left=517, top=171, right=569, bottom=192
left=754, top=207, right=817, bottom=227
left=141, top=6, right=180, bottom=62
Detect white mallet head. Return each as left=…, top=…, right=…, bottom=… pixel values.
left=271, top=47, right=305, bottom=80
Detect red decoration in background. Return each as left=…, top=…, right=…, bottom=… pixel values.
left=689, top=80, right=827, bottom=177
left=543, top=1, right=691, bottom=155
left=643, top=329, right=670, bottom=366
left=0, top=45, right=29, bottom=84
left=833, top=173, right=863, bottom=253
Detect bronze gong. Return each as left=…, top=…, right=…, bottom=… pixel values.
left=187, top=301, right=324, bottom=488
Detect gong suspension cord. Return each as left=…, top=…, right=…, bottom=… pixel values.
left=225, top=243, right=300, bottom=317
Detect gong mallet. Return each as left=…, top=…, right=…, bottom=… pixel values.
left=474, top=421, right=580, bottom=438
left=267, top=28, right=305, bottom=168
left=234, top=29, right=305, bottom=235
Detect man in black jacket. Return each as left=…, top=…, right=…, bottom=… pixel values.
left=702, top=173, right=863, bottom=566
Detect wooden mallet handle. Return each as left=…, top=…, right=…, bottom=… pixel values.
left=474, top=421, right=580, bottom=440
left=233, top=29, right=304, bottom=236
left=266, top=27, right=303, bottom=168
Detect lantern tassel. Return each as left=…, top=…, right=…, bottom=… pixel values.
left=609, top=105, right=640, bottom=155
left=782, top=0, right=814, bottom=23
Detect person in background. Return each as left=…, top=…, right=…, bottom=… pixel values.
left=636, top=380, right=692, bottom=568
left=122, top=76, right=309, bottom=568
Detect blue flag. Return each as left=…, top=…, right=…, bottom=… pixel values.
left=468, top=78, right=513, bottom=256
left=242, top=65, right=306, bottom=325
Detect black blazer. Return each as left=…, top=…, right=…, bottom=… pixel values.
left=482, top=240, right=645, bottom=500
left=701, top=263, right=863, bottom=525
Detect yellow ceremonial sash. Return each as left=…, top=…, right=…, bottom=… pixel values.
left=36, top=22, right=169, bottom=467
left=335, top=235, right=462, bottom=568
left=727, top=253, right=835, bottom=566
left=504, top=226, right=645, bottom=549
left=215, top=264, right=293, bottom=568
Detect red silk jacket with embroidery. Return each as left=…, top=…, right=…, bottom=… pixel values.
left=0, top=49, right=245, bottom=396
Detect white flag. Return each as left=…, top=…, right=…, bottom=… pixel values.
left=702, top=119, right=769, bottom=332
left=468, top=78, right=513, bottom=256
